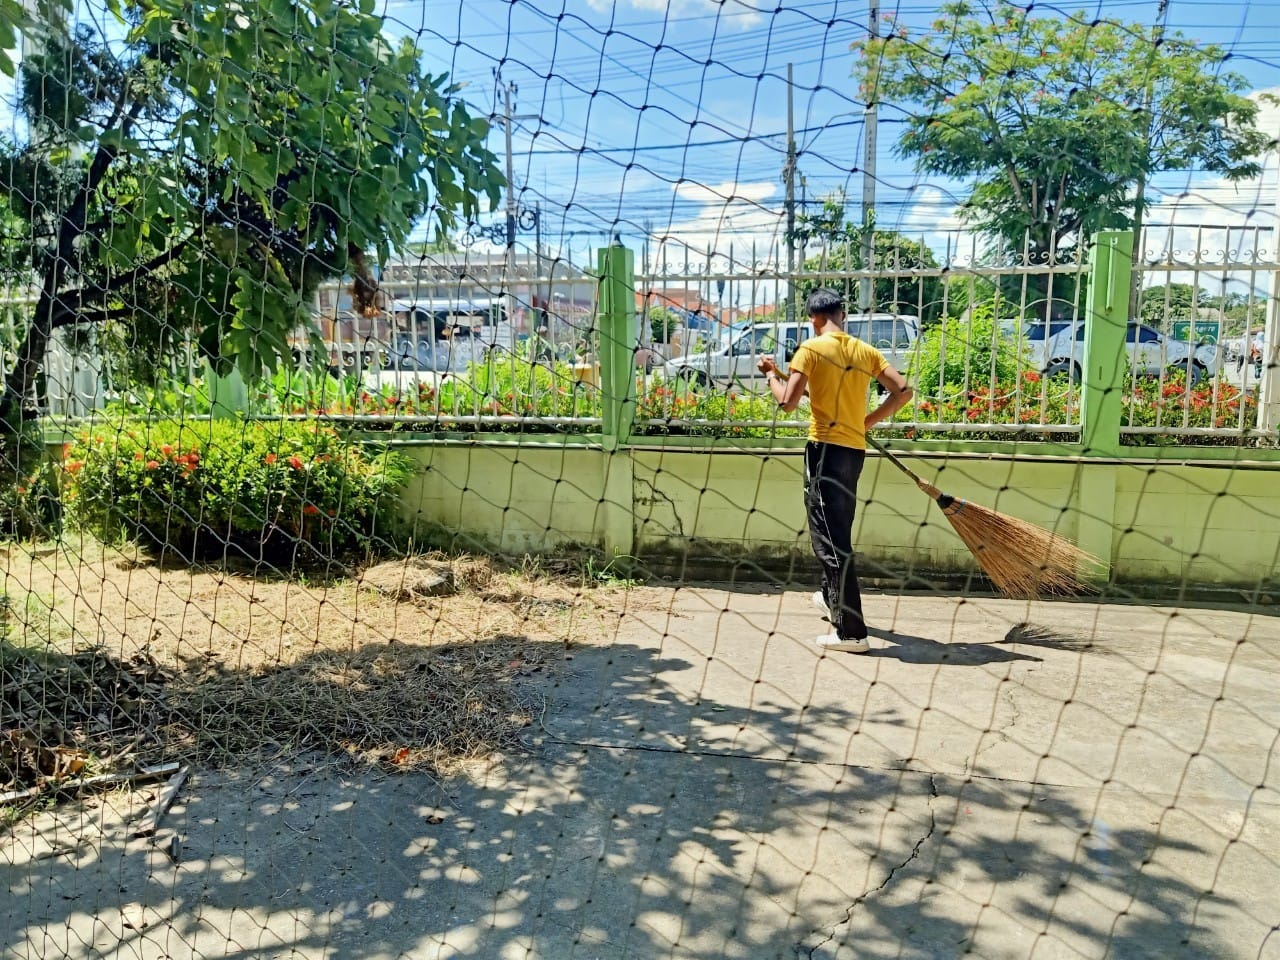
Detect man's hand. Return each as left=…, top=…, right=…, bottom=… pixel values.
left=864, top=364, right=913, bottom=430
left=757, top=356, right=779, bottom=377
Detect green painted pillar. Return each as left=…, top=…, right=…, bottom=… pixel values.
left=1080, top=231, right=1132, bottom=458
left=597, top=243, right=637, bottom=448
left=595, top=243, right=638, bottom=561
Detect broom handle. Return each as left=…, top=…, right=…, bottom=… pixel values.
left=866, top=436, right=949, bottom=505
left=866, top=436, right=922, bottom=483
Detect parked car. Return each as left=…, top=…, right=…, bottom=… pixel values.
left=661, top=314, right=919, bottom=387
left=1042, top=321, right=1221, bottom=384
left=997, top=319, right=1075, bottom=369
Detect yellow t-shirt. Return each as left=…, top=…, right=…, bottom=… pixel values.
left=787, top=331, right=889, bottom=449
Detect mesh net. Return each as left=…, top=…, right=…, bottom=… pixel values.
left=2, top=1, right=1278, bottom=957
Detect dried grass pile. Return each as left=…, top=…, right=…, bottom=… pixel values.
left=1, top=549, right=618, bottom=811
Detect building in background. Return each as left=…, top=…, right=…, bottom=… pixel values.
left=306, top=252, right=597, bottom=370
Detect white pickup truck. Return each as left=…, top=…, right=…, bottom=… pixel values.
left=661, top=314, right=920, bottom=387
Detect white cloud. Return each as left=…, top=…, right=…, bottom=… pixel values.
left=582, top=0, right=763, bottom=30
left=1142, top=87, right=1280, bottom=291
left=641, top=178, right=785, bottom=309
left=674, top=179, right=776, bottom=205
left=888, top=185, right=978, bottom=263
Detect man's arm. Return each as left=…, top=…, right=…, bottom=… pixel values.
left=758, top=356, right=808, bottom=412
left=864, top=364, right=913, bottom=429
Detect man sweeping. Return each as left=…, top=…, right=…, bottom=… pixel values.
left=758, top=289, right=914, bottom=652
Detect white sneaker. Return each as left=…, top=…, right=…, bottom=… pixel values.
left=815, top=633, right=870, bottom=654
left=812, top=592, right=830, bottom=617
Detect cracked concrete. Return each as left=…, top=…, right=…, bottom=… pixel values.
left=968, top=683, right=1023, bottom=775
left=802, top=774, right=941, bottom=959
left=4, top=587, right=1279, bottom=959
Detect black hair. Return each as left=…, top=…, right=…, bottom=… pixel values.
left=806, top=288, right=844, bottom=321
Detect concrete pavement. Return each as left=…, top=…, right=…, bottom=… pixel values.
left=3, top=588, right=1278, bottom=959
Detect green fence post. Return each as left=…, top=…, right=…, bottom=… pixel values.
left=597, top=242, right=637, bottom=447
left=1075, top=230, right=1132, bottom=588
left=1080, top=231, right=1132, bottom=458
left=595, top=242, right=638, bottom=563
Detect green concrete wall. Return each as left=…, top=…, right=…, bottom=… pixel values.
left=631, top=449, right=1088, bottom=578
left=393, top=437, right=1279, bottom=595
left=397, top=439, right=611, bottom=554
left=1110, top=461, right=1279, bottom=589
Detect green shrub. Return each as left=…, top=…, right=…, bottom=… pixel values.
left=63, top=418, right=412, bottom=566
left=435, top=357, right=597, bottom=420
left=0, top=425, right=60, bottom=540
left=103, top=379, right=215, bottom=418
left=635, top=380, right=806, bottom=438
left=907, top=302, right=1026, bottom=400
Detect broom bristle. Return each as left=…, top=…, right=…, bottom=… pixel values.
left=943, top=500, right=1101, bottom=599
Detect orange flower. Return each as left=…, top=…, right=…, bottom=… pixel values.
left=64, top=460, right=83, bottom=475
left=264, top=453, right=278, bottom=465
left=145, top=460, right=159, bottom=470
left=287, top=455, right=304, bottom=470
left=303, top=504, right=320, bottom=516
left=160, top=444, right=173, bottom=456
left=134, top=452, right=144, bottom=461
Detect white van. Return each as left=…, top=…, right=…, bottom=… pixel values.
left=661, top=314, right=919, bottom=387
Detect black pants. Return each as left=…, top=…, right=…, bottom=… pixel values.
left=804, top=441, right=867, bottom=641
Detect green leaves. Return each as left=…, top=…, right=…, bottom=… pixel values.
left=1, top=0, right=503, bottom=398
left=0, top=0, right=72, bottom=77
left=863, top=2, right=1267, bottom=261
left=64, top=417, right=413, bottom=564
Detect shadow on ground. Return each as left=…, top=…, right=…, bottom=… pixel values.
left=2, top=636, right=1246, bottom=960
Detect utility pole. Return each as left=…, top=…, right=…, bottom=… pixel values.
left=785, top=62, right=796, bottom=329
left=860, top=0, right=879, bottom=315
left=493, top=76, right=540, bottom=335
left=534, top=200, right=547, bottom=336
left=1128, top=0, right=1170, bottom=321
left=503, top=80, right=518, bottom=333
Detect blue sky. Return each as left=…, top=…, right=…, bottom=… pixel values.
left=6, top=0, right=1280, bottom=285
left=380, top=0, right=1280, bottom=275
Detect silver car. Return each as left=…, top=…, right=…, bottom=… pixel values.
left=661, top=314, right=919, bottom=387
left=1042, top=321, right=1221, bottom=384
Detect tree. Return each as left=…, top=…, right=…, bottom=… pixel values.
left=1139, top=283, right=1208, bottom=326
left=0, top=0, right=502, bottom=425
left=648, top=305, right=678, bottom=344
left=793, top=192, right=943, bottom=323
left=860, top=3, right=1266, bottom=270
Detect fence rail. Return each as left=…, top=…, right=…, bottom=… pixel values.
left=9, top=229, right=1277, bottom=446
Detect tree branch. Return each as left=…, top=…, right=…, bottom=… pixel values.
left=104, top=235, right=194, bottom=294
left=2, top=94, right=149, bottom=423
left=50, top=306, right=131, bottom=329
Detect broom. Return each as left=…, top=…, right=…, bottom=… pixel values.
left=867, top=438, right=1101, bottom=599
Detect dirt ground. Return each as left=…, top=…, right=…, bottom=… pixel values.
left=1, top=539, right=646, bottom=792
